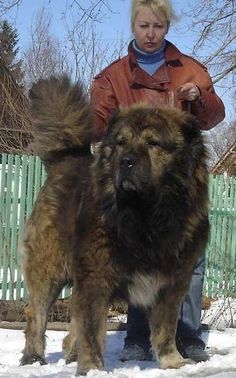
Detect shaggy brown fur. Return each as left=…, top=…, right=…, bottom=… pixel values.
left=21, top=76, right=209, bottom=375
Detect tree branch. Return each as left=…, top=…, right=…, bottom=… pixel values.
left=212, top=63, right=236, bottom=84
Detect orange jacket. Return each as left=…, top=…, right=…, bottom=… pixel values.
left=91, top=40, right=225, bottom=140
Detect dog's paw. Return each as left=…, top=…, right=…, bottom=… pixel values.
left=159, top=352, right=194, bottom=369
left=20, top=354, right=47, bottom=366
left=65, top=354, right=77, bottom=364
left=76, top=360, right=104, bottom=376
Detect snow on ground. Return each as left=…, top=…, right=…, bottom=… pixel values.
left=0, top=299, right=236, bottom=377
left=0, top=327, right=236, bottom=377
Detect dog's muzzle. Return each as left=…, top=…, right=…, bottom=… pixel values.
left=118, top=155, right=138, bottom=191
left=116, top=154, right=137, bottom=192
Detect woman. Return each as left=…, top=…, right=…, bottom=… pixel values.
left=90, top=0, right=225, bottom=364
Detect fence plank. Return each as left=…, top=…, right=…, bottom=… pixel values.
left=8, top=155, right=20, bottom=300
left=228, top=176, right=236, bottom=293
left=1, top=155, right=14, bottom=300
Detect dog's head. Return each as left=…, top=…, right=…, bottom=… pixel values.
left=94, top=104, right=207, bottom=208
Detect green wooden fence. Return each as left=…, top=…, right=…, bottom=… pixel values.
left=0, top=153, right=235, bottom=300
left=0, top=153, right=47, bottom=300
left=205, top=174, right=236, bottom=298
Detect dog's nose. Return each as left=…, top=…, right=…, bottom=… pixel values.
left=121, top=156, right=135, bottom=168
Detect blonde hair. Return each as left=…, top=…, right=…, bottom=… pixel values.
left=131, top=0, right=175, bottom=31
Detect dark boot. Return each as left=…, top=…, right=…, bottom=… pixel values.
left=176, top=336, right=209, bottom=362
left=119, top=343, right=153, bottom=361
left=120, top=305, right=152, bottom=361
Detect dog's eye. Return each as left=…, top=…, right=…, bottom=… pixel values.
left=146, top=140, right=159, bottom=148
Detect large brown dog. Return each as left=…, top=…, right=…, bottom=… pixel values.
left=21, top=76, right=209, bottom=375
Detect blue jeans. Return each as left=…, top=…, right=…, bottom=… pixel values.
left=124, top=257, right=205, bottom=349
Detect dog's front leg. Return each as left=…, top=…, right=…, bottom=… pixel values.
left=149, top=280, right=193, bottom=369
left=71, top=279, right=111, bottom=376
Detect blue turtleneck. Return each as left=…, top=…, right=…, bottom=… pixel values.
left=132, top=40, right=166, bottom=76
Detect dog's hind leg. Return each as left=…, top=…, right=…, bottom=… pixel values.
left=21, top=281, right=65, bottom=365
left=71, top=280, right=111, bottom=376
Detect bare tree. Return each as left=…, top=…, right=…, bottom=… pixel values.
left=0, top=0, right=22, bottom=17
left=0, top=61, right=31, bottom=154
left=206, top=119, right=236, bottom=168
left=62, top=0, right=113, bottom=24
left=206, top=91, right=236, bottom=169
left=178, top=1, right=236, bottom=170
left=22, top=8, right=71, bottom=92
left=63, top=12, right=127, bottom=91
left=21, top=2, right=124, bottom=92
left=0, top=0, right=111, bottom=20
left=183, top=0, right=236, bottom=88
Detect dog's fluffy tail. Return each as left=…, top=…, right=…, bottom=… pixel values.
left=29, top=75, right=93, bottom=162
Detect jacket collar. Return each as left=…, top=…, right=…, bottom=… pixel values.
left=128, top=39, right=183, bottom=89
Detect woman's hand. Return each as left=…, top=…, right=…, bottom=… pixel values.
left=177, top=82, right=201, bottom=102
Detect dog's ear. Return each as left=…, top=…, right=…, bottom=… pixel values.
left=181, top=114, right=201, bottom=142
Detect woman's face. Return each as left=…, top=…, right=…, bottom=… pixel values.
left=133, top=7, right=168, bottom=53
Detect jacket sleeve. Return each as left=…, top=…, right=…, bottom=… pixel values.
left=189, top=81, right=225, bottom=131
left=90, top=74, right=118, bottom=141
